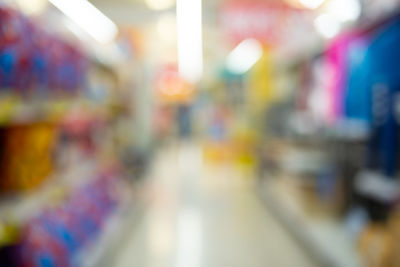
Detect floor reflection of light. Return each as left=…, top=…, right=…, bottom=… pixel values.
left=148, top=214, right=174, bottom=260
left=176, top=208, right=202, bottom=267
left=175, top=144, right=203, bottom=267
left=178, top=144, right=203, bottom=177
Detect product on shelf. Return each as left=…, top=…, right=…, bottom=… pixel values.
left=12, top=169, right=122, bottom=267
left=0, top=7, right=88, bottom=95
left=0, top=4, right=135, bottom=267
left=0, top=122, right=58, bottom=193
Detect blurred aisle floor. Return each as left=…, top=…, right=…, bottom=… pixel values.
left=110, top=142, right=316, bottom=267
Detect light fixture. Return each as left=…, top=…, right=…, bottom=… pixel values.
left=49, top=0, right=118, bottom=44
left=314, top=13, right=341, bottom=39
left=299, top=0, right=325, bottom=9
left=146, top=0, right=175, bottom=10
left=226, top=38, right=263, bottom=75
left=176, top=0, right=203, bottom=83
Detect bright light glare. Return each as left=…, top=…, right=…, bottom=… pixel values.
left=177, top=0, right=203, bottom=83
left=49, top=0, right=118, bottom=44
left=176, top=208, right=202, bottom=267
left=326, top=0, right=361, bottom=22
left=226, top=39, right=263, bottom=74
left=299, top=0, right=325, bottom=9
left=146, top=0, right=175, bottom=10
left=16, top=0, right=48, bottom=15
left=314, top=14, right=341, bottom=39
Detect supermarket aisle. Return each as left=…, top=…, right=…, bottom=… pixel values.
left=110, top=142, right=316, bottom=267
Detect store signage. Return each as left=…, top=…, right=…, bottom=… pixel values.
left=220, top=0, right=297, bottom=45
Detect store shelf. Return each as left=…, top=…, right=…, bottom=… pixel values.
left=0, top=96, right=62, bottom=126
left=0, top=158, right=98, bottom=245
left=258, top=177, right=361, bottom=267
left=0, top=94, right=110, bottom=128
left=355, top=170, right=400, bottom=202
left=74, top=184, right=141, bottom=267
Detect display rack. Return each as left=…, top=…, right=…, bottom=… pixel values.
left=258, top=177, right=362, bottom=267
left=0, top=159, right=97, bottom=226
left=0, top=2, right=141, bottom=265
left=76, top=194, right=142, bottom=267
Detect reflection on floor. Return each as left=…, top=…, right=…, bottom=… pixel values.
left=110, top=142, right=317, bottom=267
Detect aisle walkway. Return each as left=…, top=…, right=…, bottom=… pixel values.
left=111, top=142, right=316, bottom=267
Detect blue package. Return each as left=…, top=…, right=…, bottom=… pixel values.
left=0, top=48, right=17, bottom=88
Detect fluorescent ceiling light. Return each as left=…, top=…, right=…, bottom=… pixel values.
left=177, top=0, right=203, bottom=83
left=314, top=13, right=341, bottom=39
left=146, top=0, right=175, bottom=10
left=299, top=0, right=325, bottom=9
left=226, top=38, right=263, bottom=75
left=49, top=0, right=118, bottom=44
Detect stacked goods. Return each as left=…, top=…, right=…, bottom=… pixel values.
left=0, top=5, right=135, bottom=267
left=3, top=169, right=124, bottom=267
left=0, top=7, right=87, bottom=94
left=0, top=123, right=57, bottom=193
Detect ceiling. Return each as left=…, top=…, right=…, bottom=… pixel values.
left=89, top=0, right=221, bottom=25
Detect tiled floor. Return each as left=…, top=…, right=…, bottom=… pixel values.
left=110, top=142, right=316, bottom=267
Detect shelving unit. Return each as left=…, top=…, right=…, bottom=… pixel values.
left=0, top=159, right=96, bottom=221
left=0, top=2, right=141, bottom=264
left=76, top=194, right=141, bottom=267
left=258, top=177, right=362, bottom=267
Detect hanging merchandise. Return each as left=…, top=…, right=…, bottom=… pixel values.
left=324, top=31, right=363, bottom=125
left=343, top=36, right=369, bottom=122
left=357, top=17, right=400, bottom=178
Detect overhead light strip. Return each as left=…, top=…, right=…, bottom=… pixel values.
left=176, top=0, right=203, bottom=83
left=49, top=0, right=118, bottom=44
